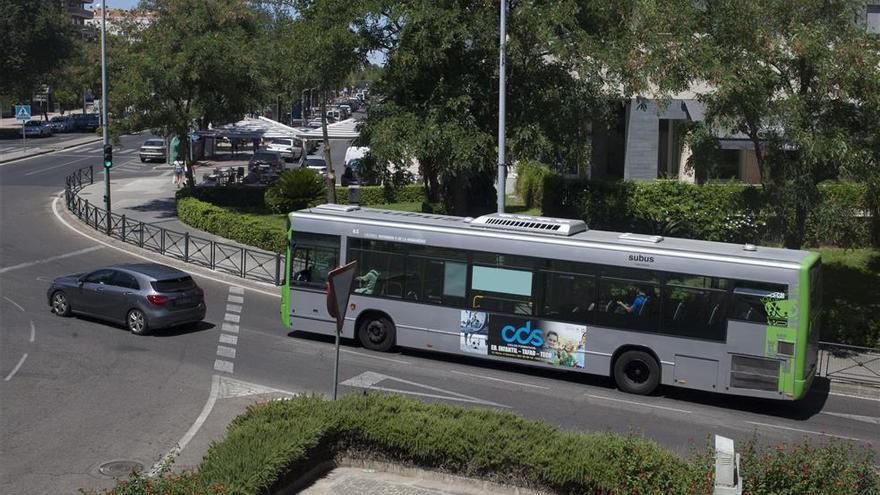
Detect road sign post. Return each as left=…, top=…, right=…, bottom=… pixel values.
left=15, top=105, right=31, bottom=153
left=326, top=261, right=358, bottom=400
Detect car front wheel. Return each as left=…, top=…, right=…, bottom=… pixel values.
left=51, top=291, right=71, bottom=316
left=127, top=309, right=149, bottom=335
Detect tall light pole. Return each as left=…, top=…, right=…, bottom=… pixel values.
left=100, top=0, right=111, bottom=234
left=496, top=0, right=507, bottom=213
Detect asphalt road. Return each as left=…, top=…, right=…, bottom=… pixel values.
left=1, top=134, right=878, bottom=494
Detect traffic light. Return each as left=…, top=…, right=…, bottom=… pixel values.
left=103, top=144, right=113, bottom=168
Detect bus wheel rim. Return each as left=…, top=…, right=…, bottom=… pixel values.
left=368, top=321, right=385, bottom=343
left=625, top=360, right=649, bottom=384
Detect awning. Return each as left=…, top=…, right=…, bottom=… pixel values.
left=295, top=118, right=361, bottom=140
left=197, top=117, right=302, bottom=139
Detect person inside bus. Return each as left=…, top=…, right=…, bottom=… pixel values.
left=354, top=269, right=380, bottom=294
left=293, top=267, right=311, bottom=282
left=618, top=286, right=649, bottom=315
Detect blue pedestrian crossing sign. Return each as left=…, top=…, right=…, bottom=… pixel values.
left=15, top=105, right=31, bottom=121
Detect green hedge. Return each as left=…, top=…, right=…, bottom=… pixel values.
left=85, top=394, right=879, bottom=495
left=334, top=184, right=426, bottom=205
left=176, top=197, right=286, bottom=253
left=176, top=186, right=269, bottom=209
left=543, top=177, right=871, bottom=247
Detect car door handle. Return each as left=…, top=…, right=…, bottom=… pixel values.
left=124, top=292, right=133, bottom=296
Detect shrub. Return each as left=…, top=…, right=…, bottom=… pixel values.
left=176, top=197, right=286, bottom=252
left=334, top=184, right=426, bottom=206
left=175, top=185, right=267, bottom=210
left=264, top=168, right=326, bottom=214
left=514, top=160, right=553, bottom=208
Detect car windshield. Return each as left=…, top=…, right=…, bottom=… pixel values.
left=305, top=159, right=325, bottom=167
left=143, top=140, right=164, bottom=146
left=151, top=276, right=196, bottom=292
left=51, top=117, right=66, bottom=122
left=25, top=121, right=41, bottom=126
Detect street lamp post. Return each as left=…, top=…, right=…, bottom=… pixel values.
left=496, top=0, right=507, bottom=213
left=100, top=0, right=111, bottom=235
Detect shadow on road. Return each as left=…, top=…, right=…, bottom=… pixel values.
left=286, top=329, right=831, bottom=420
left=128, top=198, right=177, bottom=219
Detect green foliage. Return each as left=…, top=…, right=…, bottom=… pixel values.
left=176, top=186, right=269, bottom=210
left=819, top=248, right=880, bottom=348
left=514, top=160, right=553, bottom=209
left=264, top=169, right=325, bottom=214
left=334, top=184, right=426, bottom=206
left=176, top=197, right=286, bottom=253
left=99, top=394, right=876, bottom=495
left=77, top=461, right=228, bottom=495
left=739, top=437, right=880, bottom=495
left=0, top=0, right=73, bottom=99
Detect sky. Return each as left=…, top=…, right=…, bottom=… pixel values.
left=95, top=0, right=140, bottom=9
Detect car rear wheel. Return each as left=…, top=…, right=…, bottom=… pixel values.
left=139, top=157, right=146, bottom=163
left=127, top=309, right=149, bottom=335
left=358, top=315, right=396, bottom=352
left=51, top=291, right=71, bottom=317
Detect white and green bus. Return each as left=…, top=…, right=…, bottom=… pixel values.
left=281, top=204, right=821, bottom=400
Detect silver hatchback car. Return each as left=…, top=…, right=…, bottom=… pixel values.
left=47, top=263, right=206, bottom=335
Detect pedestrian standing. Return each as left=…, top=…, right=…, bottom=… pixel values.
left=173, top=159, right=184, bottom=188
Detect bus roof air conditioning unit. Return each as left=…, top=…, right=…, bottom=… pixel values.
left=470, top=213, right=587, bottom=236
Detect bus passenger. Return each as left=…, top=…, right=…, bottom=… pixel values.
left=618, top=287, right=648, bottom=315
left=355, top=269, right=380, bottom=294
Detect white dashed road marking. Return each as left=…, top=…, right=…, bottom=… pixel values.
left=217, top=346, right=236, bottom=359
left=219, top=334, right=238, bottom=345
left=221, top=323, right=239, bottom=333
left=226, top=304, right=242, bottom=313
left=224, top=313, right=240, bottom=323
left=213, top=360, right=234, bottom=373
left=4, top=354, right=28, bottom=381
left=227, top=295, right=244, bottom=304
left=213, top=286, right=244, bottom=374
left=229, top=286, right=244, bottom=295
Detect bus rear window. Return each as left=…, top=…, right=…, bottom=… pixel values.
left=810, top=260, right=822, bottom=311
left=730, top=284, right=788, bottom=324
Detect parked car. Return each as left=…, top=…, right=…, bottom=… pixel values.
left=341, top=146, right=369, bottom=186
left=47, top=263, right=206, bottom=335
left=23, top=120, right=52, bottom=137
left=48, top=116, right=75, bottom=133
left=302, top=155, right=328, bottom=177
left=266, top=137, right=303, bottom=162
left=71, top=113, right=100, bottom=131
left=139, top=138, right=167, bottom=163
left=248, top=150, right=283, bottom=170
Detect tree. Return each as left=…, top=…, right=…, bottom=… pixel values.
left=112, top=0, right=268, bottom=186
left=0, top=0, right=74, bottom=103
left=691, top=0, right=880, bottom=248
left=281, top=0, right=369, bottom=203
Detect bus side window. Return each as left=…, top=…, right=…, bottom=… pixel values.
left=661, top=279, right=727, bottom=341
left=540, top=271, right=595, bottom=324
left=595, top=275, right=660, bottom=332
left=730, top=284, right=788, bottom=325
left=470, top=265, right=534, bottom=315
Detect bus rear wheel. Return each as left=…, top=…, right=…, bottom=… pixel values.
left=358, top=315, right=396, bottom=352
left=613, top=350, right=660, bottom=395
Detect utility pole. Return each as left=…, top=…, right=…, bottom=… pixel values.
left=100, top=0, right=111, bottom=235
left=496, top=0, right=507, bottom=213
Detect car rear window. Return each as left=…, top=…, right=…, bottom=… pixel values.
left=151, top=276, right=196, bottom=292
left=253, top=152, right=277, bottom=161
left=144, top=139, right=164, bottom=146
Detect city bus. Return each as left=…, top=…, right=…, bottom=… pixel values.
left=281, top=204, right=821, bottom=400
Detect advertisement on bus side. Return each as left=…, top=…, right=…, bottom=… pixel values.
left=459, top=310, right=587, bottom=368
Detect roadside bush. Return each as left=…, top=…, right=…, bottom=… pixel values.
left=334, top=184, right=426, bottom=206
left=175, top=185, right=268, bottom=210
left=176, top=197, right=286, bottom=252
left=514, top=160, right=553, bottom=208
left=264, top=169, right=326, bottom=214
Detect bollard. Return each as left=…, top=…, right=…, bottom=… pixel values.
left=713, top=435, right=742, bottom=495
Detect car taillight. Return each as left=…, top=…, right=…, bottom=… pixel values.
left=147, top=294, right=169, bottom=305
left=196, top=288, right=204, bottom=299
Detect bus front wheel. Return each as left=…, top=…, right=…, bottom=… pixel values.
left=613, top=350, right=660, bottom=395
left=358, top=315, right=396, bottom=352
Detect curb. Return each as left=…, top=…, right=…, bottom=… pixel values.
left=0, top=136, right=102, bottom=164
left=54, top=192, right=282, bottom=299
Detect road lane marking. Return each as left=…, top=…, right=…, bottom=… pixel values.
left=224, top=313, right=240, bottom=323
left=29, top=321, right=35, bottom=342
left=3, top=297, right=24, bottom=312
left=24, top=155, right=93, bottom=176
left=214, top=360, right=234, bottom=373
left=51, top=196, right=282, bottom=298
left=149, top=374, right=220, bottom=477
left=4, top=354, right=28, bottom=381
left=219, top=334, right=238, bottom=345
left=828, top=392, right=880, bottom=402
left=821, top=412, right=880, bottom=425
left=584, top=394, right=693, bottom=414
left=340, top=349, right=411, bottom=365
left=449, top=370, right=550, bottom=390
left=226, top=304, right=242, bottom=313
left=227, top=295, right=244, bottom=304
left=745, top=421, right=864, bottom=442
left=0, top=246, right=103, bottom=274
left=340, top=371, right=508, bottom=407
left=229, top=286, right=244, bottom=295
left=221, top=323, right=239, bottom=333
left=217, top=346, right=236, bottom=359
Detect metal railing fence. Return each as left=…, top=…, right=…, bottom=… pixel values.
left=65, top=165, right=284, bottom=285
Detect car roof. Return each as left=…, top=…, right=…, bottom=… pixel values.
left=111, top=263, right=191, bottom=280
